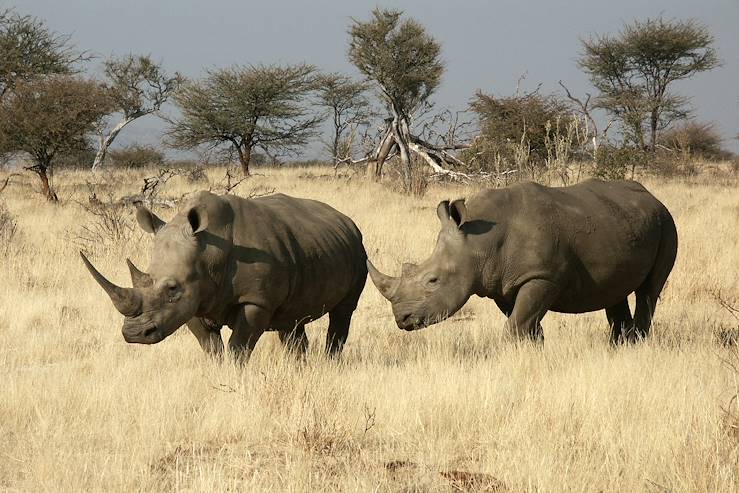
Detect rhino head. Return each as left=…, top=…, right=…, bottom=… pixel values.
left=368, top=199, right=480, bottom=330
left=81, top=202, right=212, bottom=344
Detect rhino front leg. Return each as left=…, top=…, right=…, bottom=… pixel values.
left=186, top=318, right=224, bottom=356
left=505, top=279, right=559, bottom=342
left=228, top=304, right=270, bottom=364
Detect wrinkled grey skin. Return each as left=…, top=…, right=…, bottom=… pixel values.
left=82, top=191, right=367, bottom=360
left=368, top=179, right=678, bottom=344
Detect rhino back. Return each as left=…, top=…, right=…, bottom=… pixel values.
left=467, top=180, right=671, bottom=312
left=224, top=193, right=366, bottom=327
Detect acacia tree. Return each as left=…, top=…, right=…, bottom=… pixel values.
left=315, top=73, right=371, bottom=165
left=168, top=64, right=320, bottom=176
left=92, top=54, right=182, bottom=170
left=0, top=8, right=82, bottom=100
left=0, top=77, right=112, bottom=201
left=579, top=17, right=719, bottom=151
left=349, top=8, right=464, bottom=186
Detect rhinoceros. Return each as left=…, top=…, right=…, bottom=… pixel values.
left=367, top=179, right=677, bottom=343
left=81, top=191, right=367, bottom=359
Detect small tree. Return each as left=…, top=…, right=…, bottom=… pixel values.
left=0, top=8, right=82, bottom=100
left=349, top=8, right=462, bottom=186
left=579, top=17, right=719, bottom=151
left=658, top=121, right=731, bottom=161
left=315, top=73, right=371, bottom=165
left=168, top=64, right=320, bottom=176
left=468, top=89, right=574, bottom=167
left=0, top=77, right=111, bottom=201
left=92, top=54, right=182, bottom=169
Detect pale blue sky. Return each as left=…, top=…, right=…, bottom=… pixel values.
left=7, top=0, right=739, bottom=155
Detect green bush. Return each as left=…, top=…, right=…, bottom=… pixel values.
left=467, top=90, right=577, bottom=171
left=108, top=145, right=166, bottom=168
left=594, top=145, right=647, bottom=180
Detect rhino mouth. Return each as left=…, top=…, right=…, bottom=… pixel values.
left=122, top=319, right=165, bottom=344
left=397, top=311, right=453, bottom=331
left=396, top=315, right=429, bottom=331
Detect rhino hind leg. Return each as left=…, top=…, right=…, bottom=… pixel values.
left=187, top=318, right=224, bottom=356
left=606, top=299, right=633, bottom=345
left=326, top=307, right=354, bottom=356
left=279, top=324, right=308, bottom=357
left=325, top=272, right=365, bottom=356
left=629, top=216, right=678, bottom=342
left=631, top=272, right=669, bottom=342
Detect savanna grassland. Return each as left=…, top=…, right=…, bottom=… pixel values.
left=1, top=165, right=738, bottom=492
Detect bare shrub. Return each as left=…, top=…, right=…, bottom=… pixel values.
left=408, top=166, right=429, bottom=197
left=0, top=173, right=18, bottom=194
left=659, top=121, right=731, bottom=161
left=208, top=166, right=247, bottom=195
left=72, top=188, right=139, bottom=255
left=0, top=201, right=19, bottom=255
left=384, top=158, right=428, bottom=197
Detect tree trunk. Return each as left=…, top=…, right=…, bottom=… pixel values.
left=389, top=103, right=413, bottom=190
left=92, top=116, right=136, bottom=170
left=237, top=145, right=252, bottom=177
left=34, top=165, right=58, bottom=202
left=369, top=127, right=396, bottom=179
left=648, top=110, right=659, bottom=153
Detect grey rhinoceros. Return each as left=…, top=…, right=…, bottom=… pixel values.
left=82, top=191, right=367, bottom=360
left=367, top=179, right=677, bottom=343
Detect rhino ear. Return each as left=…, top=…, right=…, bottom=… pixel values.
left=449, top=199, right=467, bottom=227
left=187, top=206, right=208, bottom=235
left=136, top=204, right=165, bottom=234
left=436, top=200, right=451, bottom=224
left=436, top=199, right=467, bottom=230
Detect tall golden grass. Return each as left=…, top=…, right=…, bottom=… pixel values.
left=1, top=165, right=737, bottom=491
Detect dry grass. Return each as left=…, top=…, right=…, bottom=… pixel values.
left=1, top=165, right=738, bottom=492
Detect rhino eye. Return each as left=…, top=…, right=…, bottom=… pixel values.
left=425, top=276, right=439, bottom=288
left=164, top=280, right=180, bottom=301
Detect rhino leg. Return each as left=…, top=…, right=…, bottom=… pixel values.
left=279, top=323, right=308, bottom=357
left=228, top=304, right=269, bottom=363
left=186, top=318, right=224, bottom=356
left=505, top=279, right=559, bottom=342
left=606, top=298, right=633, bottom=345
left=326, top=307, right=354, bottom=356
left=630, top=236, right=676, bottom=342
left=325, top=275, right=364, bottom=356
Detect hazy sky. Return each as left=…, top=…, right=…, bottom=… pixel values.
left=8, top=0, right=739, bottom=155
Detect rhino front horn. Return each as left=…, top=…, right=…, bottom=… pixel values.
left=80, top=252, right=142, bottom=317
left=366, top=259, right=400, bottom=301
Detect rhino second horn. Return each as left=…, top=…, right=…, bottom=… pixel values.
left=80, top=252, right=142, bottom=317
left=126, top=258, right=153, bottom=288
left=366, top=259, right=400, bottom=301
